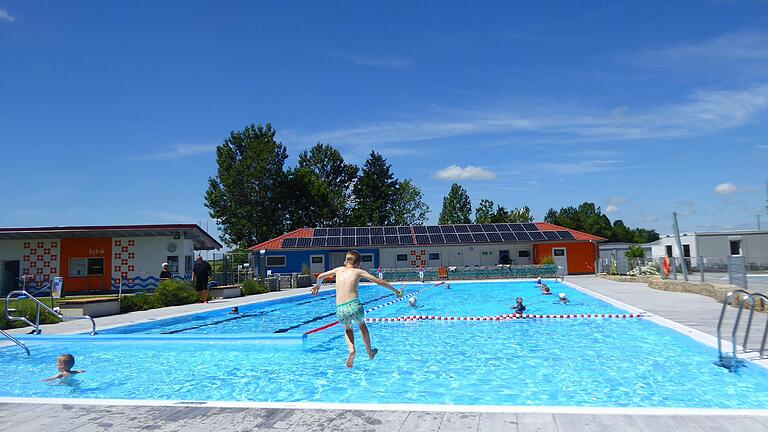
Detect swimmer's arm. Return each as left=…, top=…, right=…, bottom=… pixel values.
left=41, top=373, right=64, bottom=382
left=311, top=269, right=337, bottom=295
left=359, top=270, right=403, bottom=297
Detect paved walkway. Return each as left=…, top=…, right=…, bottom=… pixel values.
left=3, top=276, right=768, bottom=431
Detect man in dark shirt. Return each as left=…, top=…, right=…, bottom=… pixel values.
left=159, top=263, right=173, bottom=280
left=192, top=255, right=212, bottom=303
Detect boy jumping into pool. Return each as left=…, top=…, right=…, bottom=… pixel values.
left=310, top=250, right=404, bottom=368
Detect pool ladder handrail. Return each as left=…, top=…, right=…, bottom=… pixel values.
left=716, top=289, right=768, bottom=360
left=4, top=290, right=98, bottom=336
left=0, top=328, right=30, bottom=356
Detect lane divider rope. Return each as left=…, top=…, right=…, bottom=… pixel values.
left=363, top=313, right=645, bottom=323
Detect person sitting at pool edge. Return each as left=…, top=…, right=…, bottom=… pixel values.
left=513, top=296, right=526, bottom=314
left=542, top=285, right=552, bottom=295
left=43, top=354, right=85, bottom=382
left=310, top=250, right=404, bottom=368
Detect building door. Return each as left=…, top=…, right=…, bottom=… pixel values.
left=499, top=250, right=510, bottom=265
left=448, top=250, right=463, bottom=267
left=2, top=261, right=20, bottom=295
left=329, top=252, right=347, bottom=269
left=480, top=250, right=495, bottom=266
left=552, top=248, right=567, bottom=274
left=310, top=255, right=325, bottom=275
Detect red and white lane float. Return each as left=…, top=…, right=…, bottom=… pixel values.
left=364, top=313, right=644, bottom=323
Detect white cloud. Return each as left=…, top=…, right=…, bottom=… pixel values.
left=433, top=165, right=496, bottom=181
left=606, top=197, right=627, bottom=206
left=715, top=183, right=738, bottom=195
left=605, top=205, right=619, bottom=213
left=534, top=160, right=622, bottom=175
left=0, top=8, right=15, bottom=23
left=343, top=54, right=411, bottom=68
left=133, top=144, right=216, bottom=160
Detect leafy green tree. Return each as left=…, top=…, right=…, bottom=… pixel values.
left=612, top=220, right=633, bottom=243
left=625, top=245, right=646, bottom=259
left=350, top=151, right=399, bottom=226
left=544, top=202, right=659, bottom=242
left=296, top=143, right=358, bottom=226
left=475, top=199, right=495, bottom=223
left=438, top=183, right=472, bottom=224
left=390, top=179, right=430, bottom=225
left=205, top=123, right=288, bottom=247
left=283, top=166, right=332, bottom=230
left=508, top=206, right=534, bottom=223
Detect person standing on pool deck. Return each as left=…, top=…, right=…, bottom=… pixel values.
left=310, top=250, right=404, bottom=368
left=191, top=255, right=212, bottom=303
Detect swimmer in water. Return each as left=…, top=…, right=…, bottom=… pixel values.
left=43, top=354, right=85, bottom=382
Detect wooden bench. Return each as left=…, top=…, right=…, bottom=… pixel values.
left=58, top=298, right=121, bottom=318
left=209, top=285, right=241, bottom=299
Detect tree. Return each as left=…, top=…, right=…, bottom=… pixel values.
left=283, top=166, right=332, bottom=230
left=350, top=151, right=399, bottom=226
left=390, top=179, right=430, bottom=225
left=205, top=123, right=288, bottom=248
left=625, top=245, right=646, bottom=259
left=475, top=199, right=495, bottom=223
left=508, top=206, right=534, bottom=223
left=296, top=143, right=358, bottom=226
left=544, top=201, right=660, bottom=243
left=438, top=183, right=472, bottom=224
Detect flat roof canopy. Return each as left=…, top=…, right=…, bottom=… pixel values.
left=0, top=224, right=222, bottom=250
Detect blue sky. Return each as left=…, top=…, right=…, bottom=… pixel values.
left=1, top=1, right=768, bottom=246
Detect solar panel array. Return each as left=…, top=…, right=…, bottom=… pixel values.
left=281, top=224, right=577, bottom=248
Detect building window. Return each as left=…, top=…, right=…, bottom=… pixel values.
left=68, top=258, right=104, bottom=277
left=730, top=240, right=742, bottom=256
left=665, top=245, right=673, bottom=257
left=682, top=245, right=691, bottom=258
left=266, top=256, right=286, bottom=267
left=553, top=249, right=565, bottom=257
left=167, top=256, right=179, bottom=273
left=518, top=250, right=531, bottom=258
left=361, top=254, right=373, bottom=263
left=396, top=254, right=408, bottom=262
left=311, top=256, right=323, bottom=264
left=428, top=253, right=440, bottom=261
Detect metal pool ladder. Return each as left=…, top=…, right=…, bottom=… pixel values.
left=716, top=289, right=768, bottom=365
left=4, top=289, right=97, bottom=339
left=0, top=328, right=30, bottom=356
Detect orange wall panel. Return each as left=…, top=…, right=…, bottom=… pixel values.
left=60, top=238, right=112, bottom=293
left=533, top=242, right=597, bottom=274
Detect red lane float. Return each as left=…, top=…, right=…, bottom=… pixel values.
left=363, top=313, right=642, bottom=323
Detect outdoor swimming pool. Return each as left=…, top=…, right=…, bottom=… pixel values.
left=2, top=280, right=768, bottom=409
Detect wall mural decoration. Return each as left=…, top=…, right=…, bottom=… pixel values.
left=20, top=240, right=60, bottom=284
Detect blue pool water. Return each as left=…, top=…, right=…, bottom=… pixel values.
left=3, top=280, right=768, bottom=408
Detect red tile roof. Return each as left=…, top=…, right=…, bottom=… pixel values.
left=251, top=223, right=605, bottom=250
left=248, top=228, right=313, bottom=251
left=535, top=222, right=607, bottom=241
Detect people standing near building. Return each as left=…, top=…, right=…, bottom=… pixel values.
left=159, top=263, right=172, bottom=280
left=192, top=255, right=212, bottom=303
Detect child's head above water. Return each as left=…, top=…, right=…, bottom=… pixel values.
left=543, top=286, right=551, bottom=293
left=516, top=296, right=524, bottom=304
left=56, top=354, right=76, bottom=372
left=344, top=250, right=362, bottom=267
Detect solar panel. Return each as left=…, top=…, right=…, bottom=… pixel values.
left=327, top=228, right=341, bottom=236
left=440, top=225, right=456, bottom=234
left=523, top=223, right=539, bottom=231
left=356, top=236, right=370, bottom=247
left=313, top=228, right=328, bottom=237
left=426, top=225, right=441, bottom=234
left=495, top=223, right=511, bottom=232
left=339, top=237, right=353, bottom=246
left=355, top=227, right=370, bottom=236
left=514, top=231, right=532, bottom=241
left=500, top=232, right=517, bottom=242
left=384, top=227, right=398, bottom=236
left=398, top=226, right=412, bottom=235
left=444, top=233, right=460, bottom=243
left=415, top=234, right=430, bottom=244
left=385, top=236, right=399, bottom=245
left=311, top=237, right=326, bottom=247
left=296, top=237, right=312, bottom=248
left=510, top=224, right=525, bottom=232
left=481, top=223, right=497, bottom=232
left=468, top=224, right=483, bottom=233
left=458, top=233, right=474, bottom=243
left=429, top=234, right=445, bottom=244
left=370, top=227, right=384, bottom=236
left=472, top=233, right=488, bottom=242
left=486, top=232, right=503, bottom=243
left=413, top=225, right=428, bottom=234
left=281, top=238, right=298, bottom=248
left=528, top=231, right=546, bottom=241
left=557, top=231, right=575, bottom=240
left=399, top=235, right=414, bottom=245
left=370, top=235, right=385, bottom=245
left=454, top=225, right=470, bottom=233
left=543, top=231, right=560, bottom=241
left=326, top=237, right=341, bottom=247
left=340, top=228, right=353, bottom=236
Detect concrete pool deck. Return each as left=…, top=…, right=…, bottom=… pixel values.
left=3, top=276, right=768, bottom=431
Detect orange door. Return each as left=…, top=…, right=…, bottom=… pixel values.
left=60, top=238, right=112, bottom=293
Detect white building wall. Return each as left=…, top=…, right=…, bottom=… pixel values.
left=378, top=243, right=533, bottom=268
left=0, top=239, right=61, bottom=286
left=111, top=236, right=190, bottom=285
left=656, top=234, right=698, bottom=258
left=696, top=232, right=768, bottom=258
